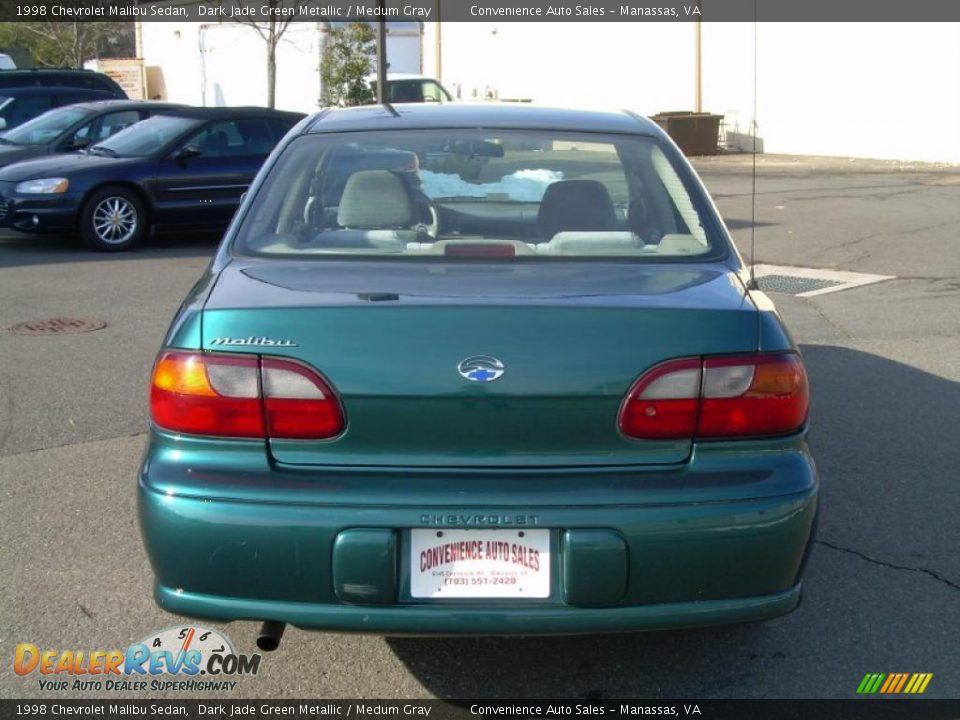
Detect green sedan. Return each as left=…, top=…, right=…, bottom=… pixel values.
left=139, top=103, right=817, bottom=648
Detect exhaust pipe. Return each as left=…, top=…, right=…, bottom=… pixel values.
left=256, top=621, right=285, bottom=652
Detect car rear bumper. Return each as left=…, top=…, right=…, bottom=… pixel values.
left=138, top=433, right=818, bottom=635
left=153, top=582, right=803, bottom=636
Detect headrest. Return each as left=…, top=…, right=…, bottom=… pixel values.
left=537, top=179, right=617, bottom=238
left=337, top=170, right=415, bottom=229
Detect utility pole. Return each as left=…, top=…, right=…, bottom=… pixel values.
left=375, top=9, right=388, bottom=103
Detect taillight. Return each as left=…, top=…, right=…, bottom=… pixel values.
left=150, top=351, right=344, bottom=440
left=262, top=358, right=344, bottom=439
left=619, top=353, right=808, bottom=440
left=618, top=358, right=701, bottom=438
left=698, top=354, right=808, bottom=438
left=151, top=351, right=264, bottom=438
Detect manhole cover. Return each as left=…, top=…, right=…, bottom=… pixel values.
left=10, top=318, right=106, bottom=336
left=756, top=274, right=843, bottom=295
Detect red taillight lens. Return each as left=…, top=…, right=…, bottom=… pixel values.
left=261, top=358, right=344, bottom=439
left=618, top=358, right=701, bottom=438
left=697, top=354, right=808, bottom=438
left=150, top=351, right=264, bottom=438
left=619, top=353, right=809, bottom=440
left=150, top=351, right=344, bottom=440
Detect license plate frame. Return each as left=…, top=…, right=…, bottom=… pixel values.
left=409, top=528, right=551, bottom=599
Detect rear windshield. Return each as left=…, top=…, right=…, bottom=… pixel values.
left=233, top=130, right=724, bottom=260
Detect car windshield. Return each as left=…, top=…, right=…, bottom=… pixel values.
left=234, top=129, right=722, bottom=260
left=92, top=114, right=197, bottom=157
left=1, top=107, right=90, bottom=145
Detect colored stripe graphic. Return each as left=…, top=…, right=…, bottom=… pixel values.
left=858, top=672, right=932, bottom=694
left=893, top=673, right=910, bottom=693
left=857, top=673, right=885, bottom=694
left=905, top=673, right=933, bottom=694
left=879, top=674, right=896, bottom=693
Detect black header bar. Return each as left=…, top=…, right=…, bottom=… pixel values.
left=2, top=0, right=960, bottom=22
left=2, top=699, right=960, bottom=720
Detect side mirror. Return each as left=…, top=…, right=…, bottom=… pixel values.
left=173, top=145, right=202, bottom=163
left=0, top=118, right=7, bottom=132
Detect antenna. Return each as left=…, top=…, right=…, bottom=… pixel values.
left=748, top=5, right=759, bottom=290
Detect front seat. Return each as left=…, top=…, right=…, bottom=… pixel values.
left=322, top=170, right=417, bottom=250
left=537, top=179, right=617, bottom=239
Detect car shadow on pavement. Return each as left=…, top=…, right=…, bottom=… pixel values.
left=721, top=218, right=778, bottom=231
left=386, top=345, right=960, bottom=699
left=0, top=231, right=221, bottom=268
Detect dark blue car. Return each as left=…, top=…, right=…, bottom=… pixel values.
left=0, top=100, right=185, bottom=169
left=0, top=86, right=118, bottom=132
left=0, top=106, right=304, bottom=250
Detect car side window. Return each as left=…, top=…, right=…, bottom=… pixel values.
left=97, top=110, right=140, bottom=140
left=421, top=82, right=447, bottom=103
left=235, top=118, right=276, bottom=155
left=183, top=119, right=273, bottom=158
left=388, top=81, right=424, bottom=103
left=266, top=117, right=295, bottom=142
left=2, top=96, right=53, bottom=128
left=66, top=120, right=96, bottom=148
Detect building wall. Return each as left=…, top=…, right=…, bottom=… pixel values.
left=138, top=21, right=421, bottom=114
left=423, top=22, right=960, bottom=163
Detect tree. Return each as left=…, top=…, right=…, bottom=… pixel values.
left=0, top=19, right=133, bottom=68
left=320, top=23, right=376, bottom=107
left=232, top=0, right=302, bottom=109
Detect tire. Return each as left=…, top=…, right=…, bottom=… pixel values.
left=79, top=186, right=146, bottom=251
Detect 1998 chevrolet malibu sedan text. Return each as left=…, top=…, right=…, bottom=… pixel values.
left=139, top=103, right=817, bottom=643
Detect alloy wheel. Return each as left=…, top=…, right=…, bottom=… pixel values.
left=92, top=196, right=138, bottom=245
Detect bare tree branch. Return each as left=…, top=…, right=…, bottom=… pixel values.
left=227, top=0, right=314, bottom=107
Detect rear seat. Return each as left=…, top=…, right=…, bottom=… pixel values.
left=537, top=232, right=647, bottom=255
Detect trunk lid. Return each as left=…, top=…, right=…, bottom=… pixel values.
left=202, top=260, right=757, bottom=468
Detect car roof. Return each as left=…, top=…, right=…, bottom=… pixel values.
left=0, top=86, right=115, bottom=97
left=304, top=103, right=660, bottom=136
left=58, top=99, right=187, bottom=113
left=0, top=68, right=105, bottom=77
left=153, top=106, right=305, bottom=121
left=3, top=68, right=95, bottom=73
left=0, top=68, right=124, bottom=91
left=364, top=73, right=441, bottom=82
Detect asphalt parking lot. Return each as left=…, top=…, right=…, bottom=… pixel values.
left=1, top=154, right=958, bottom=700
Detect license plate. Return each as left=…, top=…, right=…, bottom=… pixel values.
left=409, top=528, right=550, bottom=599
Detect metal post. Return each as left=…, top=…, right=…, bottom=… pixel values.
left=376, top=14, right=388, bottom=104
left=434, top=2, right=442, bottom=79
left=694, top=19, right=702, bottom=113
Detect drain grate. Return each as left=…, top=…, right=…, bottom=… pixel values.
left=751, top=264, right=895, bottom=297
left=10, top=318, right=106, bottom=336
left=756, top=274, right=843, bottom=295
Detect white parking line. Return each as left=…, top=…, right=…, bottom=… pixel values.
left=753, top=263, right=896, bottom=297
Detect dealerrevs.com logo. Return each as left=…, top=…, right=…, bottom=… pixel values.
left=14, top=626, right=261, bottom=692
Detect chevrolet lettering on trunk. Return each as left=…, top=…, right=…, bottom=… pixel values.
left=418, top=514, right=542, bottom=526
